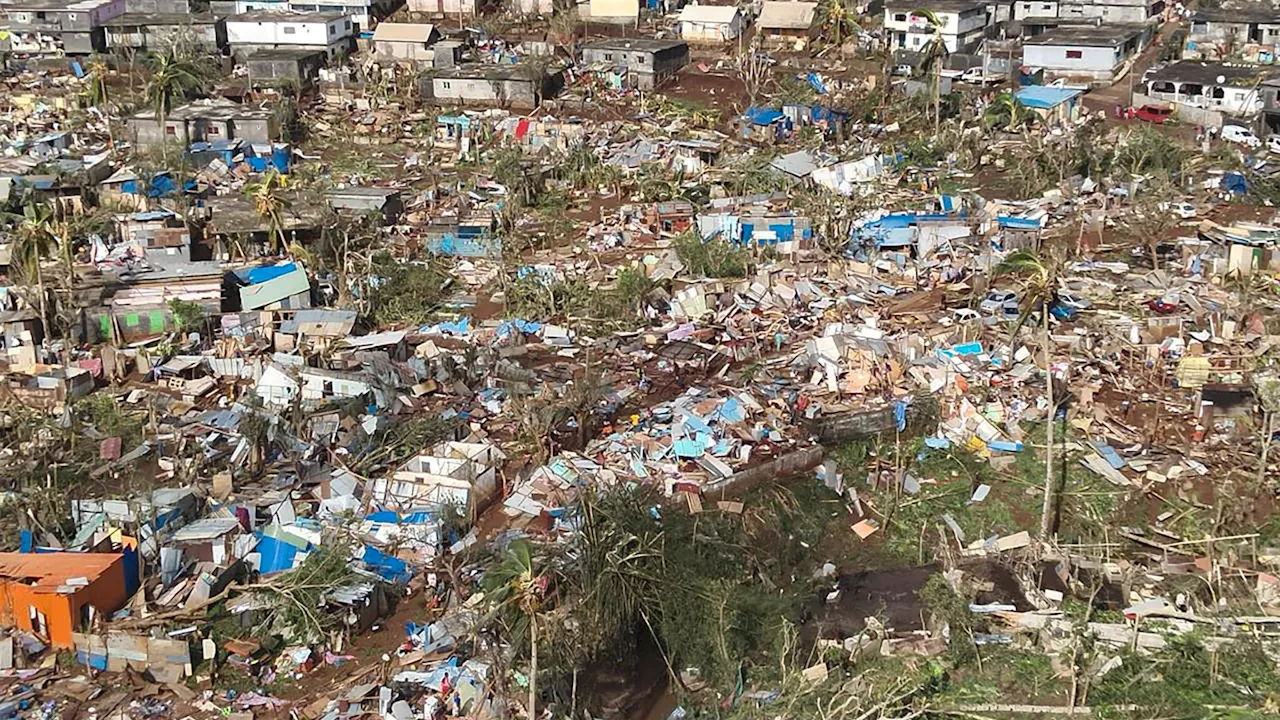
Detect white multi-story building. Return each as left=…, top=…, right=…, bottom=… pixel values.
left=883, top=0, right=989, bottom=54
left=224, top=10, right=353, bottom=58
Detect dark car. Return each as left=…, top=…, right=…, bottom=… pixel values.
left=1135, top=105, right=1173, bottom=124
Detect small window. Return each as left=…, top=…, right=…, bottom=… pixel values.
left=1022, top=3, right=1030, bottom=8
left=442, top=80, right=451, bottom=88
left=329, top=24, right=336, bottom=34
left=1041, top=3, right=1051, bottom=8
left=165, top=125, right=176, bottom=135
left=344, top=19, right=351, bottom=28
left=67, top=13, right=77, bottom=20
left=893, top=12, right=907, bottom=20
left=283, top=25, right=296, bottom=33
left=1066, top=49, right=1082, bottom=58
left=208, top=126, right=220, bottom=135
left=635, top=54, right=644, bottom=63
left=1269, top=28, right=1279, bottom=36
left=35, top=11, right=46, bottom=19
left=604, top=52, right=613, bottom=60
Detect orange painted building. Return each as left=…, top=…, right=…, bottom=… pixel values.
left=0, top=553, right=128, bottom=649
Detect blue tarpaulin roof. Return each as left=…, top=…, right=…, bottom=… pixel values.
left=997, top=216, right=1044, bottom=229
left=743, top=107, right=786, bottom=126
left=242, top=263, right=300, bottom=285
left=1015, top=86, right=1083, bottom=109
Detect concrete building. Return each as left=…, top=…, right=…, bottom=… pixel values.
left=1021, top=23, right=1150, bottom=84
left=126, top=98, right=278, bottom=146
left=224, top=10, right=354, bottom=59
left=757, top=1, right=817, bottom=46
left=1145, top=61, right=1274, bottom=116
left=407, top=0, right=491, bottom=18
left=370, top=22, right=442, bottom=63
left=245, top=47, right=327, bottom=85
left=1012, top=0, right=1058, bottom=20
left=429, top=64, right=561, bottom=108
left=1187, top=6, right=1280, bottom=63
left=102, top=13, right=225, bottom=53
left=587, top=0, right=638, bottom=23
left=1258, top=75, right=1280, bottom=132
left=883, top=0, right=989, bottom=54
left=1057, top=0, right=1160, bottom=24
left=0, top=552, right=129, bottom=650
left=580, top=38, right=689, bottom=89
left=677, top=4, right=746, bottom=42
left=211, top=0, right=391, bottom=31
left=6, top=0, right=126, bottom=55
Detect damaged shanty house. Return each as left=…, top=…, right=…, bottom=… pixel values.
left=125, top=98, right=279, bottom=146
left=580, top=38, right=690, bottom=90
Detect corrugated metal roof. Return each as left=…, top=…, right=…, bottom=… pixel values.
left=240, top=267, right=310, bottom=311
left=678, top=4, right=740, bottom=22
left=171, top=517, right=242, bottom=542
left=0, top=552, right=122, bottom=592
left=758, top=1, right=817, bottom=29
left=372, top=22, right=438, bottom=43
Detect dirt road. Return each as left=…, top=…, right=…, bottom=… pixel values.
left=1083, top=20, right=1181, bottom=114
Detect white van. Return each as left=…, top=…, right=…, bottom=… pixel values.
left=1222, top=125, right=1261, bottom=148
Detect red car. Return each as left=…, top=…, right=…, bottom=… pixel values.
left=1135, top=105, right=1173, bottom=124
left=1147, top=298, right=1178, bottom=314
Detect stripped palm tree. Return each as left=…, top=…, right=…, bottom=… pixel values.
left=11, top=201, right=57, bottom=341
left=245, top=170, right=291, bottom=254
left=85, top=55, right=115, bottom=154
left=485, top=540, right=548, bottom=720
left=815, top=0, right=859, bottom=47
left=996, top=248, right=1064, bottom=540
left=144, top=51, right=207, bottom=164
left=913, top=8, right=949, bottom=135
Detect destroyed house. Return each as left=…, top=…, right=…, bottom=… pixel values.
left=126, top=99, right=278, bottom=146
left=232, top=263, right=312, bottom=312
left=697, top=210, right=813, bottom=251
left=276, top=308, right=358, bottom=352
left=102, top=12, right=226, bottom=53
left=423, top=217, right=500, bottom=258
left=1188, top=5, right=1280, bottom=61
left=580, top=38, right=690, bottom=90
left=371, top=440, right=505, bottom=522
left=6, top=0, right=126, bottom=54
left=1, top=365, right=94, bottom=409
left=0, top=552, right=129, bottom=649
left=429, top=64, right=563, bottom=108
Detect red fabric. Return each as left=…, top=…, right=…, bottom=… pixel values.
left=515, top=119, right=530, bottom=140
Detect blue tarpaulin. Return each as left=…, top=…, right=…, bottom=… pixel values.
left=743, top=107, right=786, bottom=126
left=1221, top=172, right=1248, bottom=195
left=363, top=545, right=412, bottom=584
left=242, top=263, right=300, bottom=285
left=805, top=72, right=828, bottom=95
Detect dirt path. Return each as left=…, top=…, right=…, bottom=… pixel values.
left=1083, top=19, right=1181, bottom=113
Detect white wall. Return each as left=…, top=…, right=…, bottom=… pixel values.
left=226, top=15, right=350, bottom=46
left=1013, top=0, right=1057, bottom=19
left=883, top=7, right=986, bottom=52
left=1023, top=42, right=1119, bottom=72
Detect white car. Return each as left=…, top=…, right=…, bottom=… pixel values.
left=1055, top=291, right=1093, bottom=311
left=1268, top=135, right=1280, bottom=154
left=979, top=289, right=1019, bottom=316
left=1222, top=125, right=1261, bottom=149
left=1170, top=202, right=1196, bottom=218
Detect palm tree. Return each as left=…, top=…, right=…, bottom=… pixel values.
left=145, top=51, right=206, bottom=164
left=11, top=201, right=57, bottom=342
left=816, top=0, right=859, bottom=46
left=913, top=8, right=949, bottom=135
left=86, top=55, right=115, bottom=155
left=983, top=91, right=1036, bottom=133
left=485, top=540, right=547, bottom=720
left=995, top=248, right=1063, bottom=540
left=245, top=170, right=290, bottom=254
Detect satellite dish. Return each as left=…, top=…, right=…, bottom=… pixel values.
left=1217, top=74, right=1227, bottom=83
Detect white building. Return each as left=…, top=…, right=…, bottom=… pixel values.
left=1012, top=0, right=1058, bottom=20
left=588, top=0, right=637, bottom=22
left=213, top=0, right=384, bottom=32
left=225, top=10, right=353, bottom=59
left=1021, top=24, right=1149, bottom=84
left=1144, top=61, right=1272, bottom=116
left=883, top=0, right=989, bottom=54
left=677, top=4, right=746, bottom=42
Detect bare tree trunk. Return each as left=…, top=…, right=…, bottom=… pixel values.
left=528, top=614, right=538, bottom=720
left=1040, top=308, right=1055, bottom=539
left=1260, top=411, right=1275, bottom=484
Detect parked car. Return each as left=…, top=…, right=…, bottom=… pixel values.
left=1267, top=134, right=1280, bottom=154
left=1147, top=298, right=1178, bottom=314
left=1135, top=105, right=1173, bottom=124
left=892, top=64, right=914, bottom=77
left=1161, top=202, right=1196, bottom=219
left=1222, top=125, right=1261, bottom=149
left=980, top=289, right=1019, bottom=316
left=1054, top=291, right=1093, bottom=312
left=960, top=67, right=1002, bottom=85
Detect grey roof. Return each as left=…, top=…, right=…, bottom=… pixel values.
left=171, top=517, right=242, bottom=542
left=128, top=98, right=273, bottom=122
left=102, top=12, right=220, bottom=26
left=1147, top=61, right=1275, bottom=86
left=883, top=0, right=986, bottom=11
left=325, top=186, right=402, bottom=199
left=1024, top=23, right=1147, bottom=47
left=770, top=150, right=822, bottom=178
left=581, top=37, right=688, bottom=52
left=1192, top=5, right=1280, bottom=23
left=279, top=308, right=358, bottom=335
left=227, top=9, right=347, bottom=21
left=757, top=1, right=818, bottom=29
left=434, top=63, right=545, bottom=81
